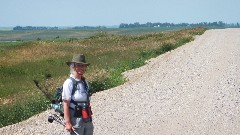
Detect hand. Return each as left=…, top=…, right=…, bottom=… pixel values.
left=65, top=121, right=75, bottom=132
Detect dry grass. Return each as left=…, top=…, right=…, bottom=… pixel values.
left=0, top=42, right=67, bottom=65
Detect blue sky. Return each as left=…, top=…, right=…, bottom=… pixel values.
left=0, top=0, right=239, bottom=27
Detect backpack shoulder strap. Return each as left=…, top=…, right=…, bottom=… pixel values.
left=69, top=77, right=91, bottom=105
left=69, top=77, right=80, bottom=105
left=69, top=77, right=78, bottom=96
left=82, top=78, right=92, bottom=97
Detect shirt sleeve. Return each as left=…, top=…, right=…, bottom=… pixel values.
left=62, top=79, right=73, bottom=101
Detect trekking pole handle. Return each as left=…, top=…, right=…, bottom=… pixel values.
left=52, top=118, right=79, bottom=135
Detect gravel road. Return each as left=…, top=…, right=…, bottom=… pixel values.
left=1, top=28, right=240, bottom=135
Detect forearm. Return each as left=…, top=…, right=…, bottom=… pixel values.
left=63, top=100, right=71, bottom=123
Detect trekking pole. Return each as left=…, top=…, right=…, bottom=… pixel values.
left=34, top=80, right=79, bottom=135
left=48, top=114, right=80, bottom=135
left=33, top=80, right=52, bottom=102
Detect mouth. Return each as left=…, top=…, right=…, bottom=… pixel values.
left=78, top=71, right=84, bottom=75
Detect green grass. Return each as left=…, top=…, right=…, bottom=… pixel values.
left=0, top=42, right=26, bottom=53
left=0, top=95, right=49, bottom=127
left=0, top=27, right=207, bottom=128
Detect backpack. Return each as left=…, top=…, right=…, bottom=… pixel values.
left=52, top=77, right=91, bottom=115
left=54, top=77, right=76, bottom=103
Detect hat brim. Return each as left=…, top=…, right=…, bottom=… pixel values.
left=66, top=62, right=90, bottom=66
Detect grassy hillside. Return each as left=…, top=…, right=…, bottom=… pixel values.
left=0, top=27, right=207, bottom=127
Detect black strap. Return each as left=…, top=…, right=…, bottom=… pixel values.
left=81, top=79, right=91, bottom=107
left=69, top=77, right=78, bottom=96
left=82, top=79, right=92, bottom=97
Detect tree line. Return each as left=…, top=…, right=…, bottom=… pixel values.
left=119, top=21, right=240, bottom=28
left=13, top=26, right=58, bottom=30
left=12, top=26, right=105, bottom=30
left=12, top=21, right=240, bottom=30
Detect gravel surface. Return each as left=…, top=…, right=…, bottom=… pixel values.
left=1, top=28, right=240, bottom=135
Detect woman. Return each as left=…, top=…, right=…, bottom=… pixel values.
left=62, top=54, right=93, bottom=135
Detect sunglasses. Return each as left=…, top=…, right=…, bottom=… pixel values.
left=74, top=63, right=88, bottom=67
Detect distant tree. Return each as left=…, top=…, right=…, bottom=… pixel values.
left=13, top=26, right=23, bottom=30
left=133, top=22, right=140, bottom=27
left=212, top=22, right=218, bottom=26
left=128, top=23, right=135, bottom=28
left=218, top=21, right=225, bottom=27
left=146, top=22, right=153, bottom=27
left=119, top=23, right=129, bottom=28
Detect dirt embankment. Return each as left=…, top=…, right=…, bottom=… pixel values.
left=1, top=28, right=240, bottom=135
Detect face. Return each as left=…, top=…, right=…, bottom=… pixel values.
left=74, top=63, right=88, bottom=76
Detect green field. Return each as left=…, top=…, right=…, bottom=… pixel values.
left=0, top=27, right=207, bottom=128
left=0, top=27, right=191, bottom=41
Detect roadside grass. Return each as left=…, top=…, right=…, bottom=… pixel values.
left=0, top=27, right=207, bottom=127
